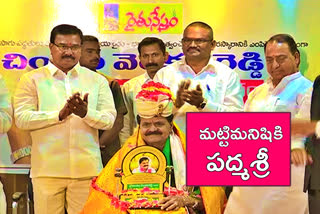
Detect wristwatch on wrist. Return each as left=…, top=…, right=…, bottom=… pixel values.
left=198, top=98, right=207, bottom=110
left=10, top=146, right=31, bottom=163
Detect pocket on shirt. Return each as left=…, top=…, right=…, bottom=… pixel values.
left=273, top=100, right=297, bottom=115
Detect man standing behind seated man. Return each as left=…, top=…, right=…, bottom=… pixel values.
left=79, top=35, right=127, bottom=166
left=14, top=24, right=116, bottom=214
left=225, top=34, right=311, bottom=214
left=120, top=37, right=168, bottom=144
left=81, top=81, right=226, bottom=214
left=154, top=21, right=243, bottom=133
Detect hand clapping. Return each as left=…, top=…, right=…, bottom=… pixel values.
left=59, top=92, right=89, bottom=121
left=175, top=80, right=204, bottom=108
left=67, top=92, right=89, bottom=118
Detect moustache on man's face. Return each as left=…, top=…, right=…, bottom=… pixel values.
left=90, top=58, right=100, bottom=64
left=62, top=55, right=75, bottom=60
left=187, top=47, right=200, bottom=52
left=145, top=63, right=158, bottom=68
left=145, top=131, right=162, bottom=136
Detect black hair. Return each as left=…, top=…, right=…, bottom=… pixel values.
left=139, top=157, right=149, bottom=164
left=83, top=35, right=99, bottom=43
left=138, top=37, right=166, bottom=55
left=50, top=24, right=83, bottom=44
left=264, top=34, right=299, bottom=55
left=184, top=21, right=214, bottom=40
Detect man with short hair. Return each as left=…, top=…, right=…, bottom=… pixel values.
left=14, top=24, right=116, bottom=214
left=80, top=35, right=127, bottom=166
left=0, top=74, right=12, bottom=214
left=154, top=21, right=244, bottom=133
left=81, top=81, right=226, bottom=214
left=120, top=37, right=168, bottom=144
left=79, top=35, right=101, bottom=71
left=132, top=156, right=156, bottom=173
left=225, top=34, right=311, bottom=214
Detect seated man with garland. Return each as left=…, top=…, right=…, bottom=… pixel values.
left=81, top=81, right=226, bottom=214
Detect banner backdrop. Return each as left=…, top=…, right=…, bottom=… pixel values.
left=0, top=0, right=319, bottom=164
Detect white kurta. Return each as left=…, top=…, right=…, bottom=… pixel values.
left=14, top=62, right=116, bottom=178
left=225, top=72, right=312, bottom=214
left=154, top=56, right=244, bottom=134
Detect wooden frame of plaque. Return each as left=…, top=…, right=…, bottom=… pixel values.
left=120, top=145, right=167, bottom=204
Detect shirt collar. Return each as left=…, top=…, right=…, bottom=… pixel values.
left=144, top=72, right=153, bottom=81
left=267, top=71, right=302, bottom=91
left=47, top=61, right=80, bottom=77
left=178, top=56, right=216, bottom=74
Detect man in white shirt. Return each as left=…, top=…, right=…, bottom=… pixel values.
left=120, top=37, right=168, bottom=144
left=225, top=34, right=311, bottom=214
left=154, top=21, right=244, bottom=133
left=14, top=24, right=116, bottom=214
left=0, top=74, right=12, bottom=214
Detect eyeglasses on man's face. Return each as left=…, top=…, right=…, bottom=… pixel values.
left=52, top=43, right=82, bottom=52
left=181, top=38, right=212, bottom=45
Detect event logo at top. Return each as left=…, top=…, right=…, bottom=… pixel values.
left=99, top=3, right=183, bottom=34
left=186, top=112, right=291, bottom=186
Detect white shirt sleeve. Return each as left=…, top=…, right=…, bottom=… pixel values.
left=83, top=76, right=116, bottom=130
left=292, top=89, right=312, bottom=149
left=14, top=73, right=60, bottom=130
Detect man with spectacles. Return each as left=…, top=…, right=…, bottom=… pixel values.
left=14, top=24, right=116, bottom=214
left=154, top=21, right=244, bottom=134
left=119, top=37, right=168, bottom=144
left=53, top=43, right=82, bottom=51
